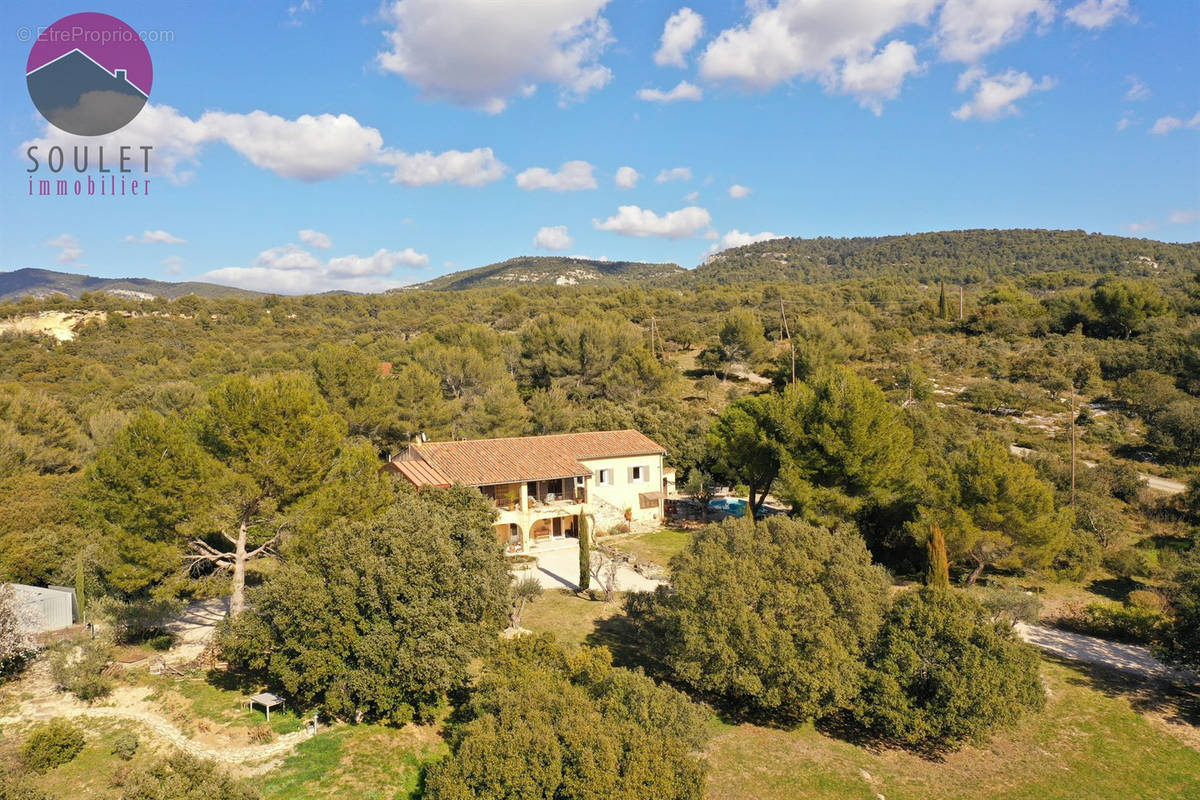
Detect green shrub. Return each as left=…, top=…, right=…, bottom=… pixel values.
left=111, top=731, right=139, bottom=761
left=855, top=588, right=1045, bottom=751
left=146, top=634, right=174, bottom=651
left=0, top=774, right=51, bottom=800
left=118, top=752, right=260, bottom=800
left=1059, top=603, right=1163, bottom=644
left=1127, top=589, right=1168, bottom=614
left=49, top=637, right=113, bottom=701
left=1103, top=547, right=1149, bottom=579
left=20, top=719, right=86, bottom=772
left=973, top=587, right=1042, bottom=623
left=93, top=597, right=184, bottom=645
left=1154, top=551, right=1200, bottom=670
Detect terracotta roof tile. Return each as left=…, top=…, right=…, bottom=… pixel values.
left=399, top=429, right=665, bottom=487
left=388, top=458, right=452, bottom=488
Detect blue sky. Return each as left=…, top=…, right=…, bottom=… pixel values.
left=2, top=0, right=1198, bottom=293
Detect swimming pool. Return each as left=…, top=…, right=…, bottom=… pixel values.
left=707, top=497, right=748, bottom=516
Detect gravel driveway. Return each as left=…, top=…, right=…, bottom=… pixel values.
left=1015, top=622, right=1197, bottom=683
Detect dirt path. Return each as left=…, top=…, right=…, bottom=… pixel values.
left=1007, top=444, right=1186, bottom=495
left=0, top=665, right=307, bottom=770
left=1015, top=622, right=1197, bottom=684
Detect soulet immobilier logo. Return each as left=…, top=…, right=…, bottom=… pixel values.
left=24, top=12, right=157, bottom=198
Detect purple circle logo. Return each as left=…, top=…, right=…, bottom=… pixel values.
left=26, top=12, right=153, bottom=136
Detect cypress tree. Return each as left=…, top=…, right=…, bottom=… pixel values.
left=926, top=525, right=950, bottom=589
left=937, top=281, right=948, bottom=319
left=75, top=558, right=86, bottom=622
left=577, top=514, right=591, bottom=591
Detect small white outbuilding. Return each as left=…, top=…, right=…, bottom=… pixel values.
left=3, top=583, right=77, bottom=633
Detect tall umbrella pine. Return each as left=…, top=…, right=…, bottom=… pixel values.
left=192, top=374, right=346, bottom=615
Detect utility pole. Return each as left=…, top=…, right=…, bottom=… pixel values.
left=1069, top=389, right=1077, bottom=505
left=958, top=285, right=964, bottom=321
left=780, top=298, right=795, bottom=384
left=649, top=316, right=657, bottom=358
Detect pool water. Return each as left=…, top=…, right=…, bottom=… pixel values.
left=707, top=497, right=749, bottom=516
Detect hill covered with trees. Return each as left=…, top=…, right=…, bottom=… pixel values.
left=0, top=268, right=264, bottom=302
left=693, top=229, right=1200, bottom=286
left=411, top=255, right=686, bottom=291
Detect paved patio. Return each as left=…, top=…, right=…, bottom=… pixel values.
left=522, top=542, right=664, bottom=593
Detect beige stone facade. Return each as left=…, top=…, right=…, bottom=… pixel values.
left=386, top=429, right=666, bottom=553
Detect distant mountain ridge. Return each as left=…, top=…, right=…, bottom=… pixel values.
left=5, top=231, right=1196, bottom=301
left=0, top=268, right=264, bottom=302
left=410, top=256, right=687, bottom=291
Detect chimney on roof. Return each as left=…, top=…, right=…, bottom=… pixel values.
left=115, top=69, right=126, bottom=82
left=417, top=431, right=427, bottom=443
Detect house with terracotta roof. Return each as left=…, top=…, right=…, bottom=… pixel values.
left=385, top=430, right=667, bottom=553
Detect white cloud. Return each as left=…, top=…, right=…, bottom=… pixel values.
left=838, top=40, right=922, bottom=114
left=46, top=234, right=82, bottom=265
left=637, top=80, right=703, bottom=103
left=287, top=0, right=318, bottom=25
left=1124, top=75, right=1149, bottom=102
left=1121, top=210, right=1199, bottom=234
left=707, top=229, right=783, bottom=255
left=376, top=0, right=614, bottom=112
left=188, top=110, right=385, bottom=181
left=515, top=160, right=597, bottom=191
left=1065, top=0, right=1133, bottom=29
left=615, top=165, right=640, bottom=189
left=162, top=255, right=186, bottom=276
left=936, top=0, right=1054, bottom=63
left=593, top=205, right=711, bottom=238
left=327, top=248, right=428, bottom=276
left=729, top=184, right=752, bottom=198
left=655, top=8, right=705, bottom=67
left=21, top=103, right=506, bottom=187
left=655, top=166, right=693, bottom=183
left=533, top=225, right=573, bottom=250
left=1149, top=112, right=1200, bottom=135
left=683, top=190, right=699, bottom=201
left=698, top=1, right=936, bottom=111
left=379, top=147, right=507, bottom=186
left=952, top=68, right=1054, bottom=120
left=125, top=229, right=185, bottom=244
left=254, top=244, right=323, bottom=271
left=203, top=244, right=427, bottom=294
left=1116, top=113, right=1132, bottom=131
left=298, top=229, right=333, bottom=249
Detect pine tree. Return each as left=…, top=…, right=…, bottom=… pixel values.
left=925, top=525, right=950, bottom=589
left=577, top=513, right=591, bottom=591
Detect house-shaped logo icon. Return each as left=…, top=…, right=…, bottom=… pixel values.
left=25, top=13, right=153, bottom=136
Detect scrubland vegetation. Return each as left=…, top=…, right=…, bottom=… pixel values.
left=1, top=230, right=1197, bottom=797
